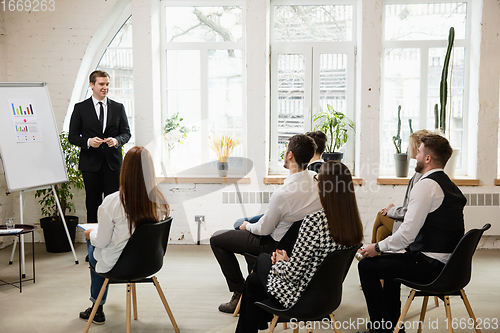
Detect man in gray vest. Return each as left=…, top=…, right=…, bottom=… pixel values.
left=357, top=134, right=466, bottom=333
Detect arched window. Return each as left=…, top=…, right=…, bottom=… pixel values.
left=87, top=16, right=135, bottom=151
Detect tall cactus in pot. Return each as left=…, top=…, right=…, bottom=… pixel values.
left=435, top=27, right=455, bottom=134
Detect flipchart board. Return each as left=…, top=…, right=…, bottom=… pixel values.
left=0, top=82, right=68, bottom=192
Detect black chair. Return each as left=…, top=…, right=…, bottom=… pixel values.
left=83, top=217, right=179, bottom=333
left=255, top=244, right=362, bottom=333
left=233, top=219, right=304, bottom=317
left=393, top=223, right=491, bottom=333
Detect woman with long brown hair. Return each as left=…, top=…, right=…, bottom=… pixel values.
left=235, top=161, right=363, bottom=333
left=79, top=146, right=169, bottom=325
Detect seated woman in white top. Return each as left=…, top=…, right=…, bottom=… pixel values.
left=235, top=161, right=364, bottom=333
left=79, top=146, right=169, bottom=325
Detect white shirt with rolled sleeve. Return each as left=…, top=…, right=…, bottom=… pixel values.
left=378, top=168, right=452, bottom=264
left=245, top=170, right=322, bottom=242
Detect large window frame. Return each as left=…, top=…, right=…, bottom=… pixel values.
left=381, top=0, right=472, bottom=176
left=269, top=0, right=357, bottom=174
left=160, top=0, right=246, bottom=176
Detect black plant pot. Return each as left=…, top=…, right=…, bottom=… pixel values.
left=40, top=216, right=78, bottom=253
left=322, top=152, right=343, bottom=162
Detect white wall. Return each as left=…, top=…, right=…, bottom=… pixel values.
left=0, top=0, right=499, bottom=249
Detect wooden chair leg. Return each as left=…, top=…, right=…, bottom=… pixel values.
left=460, top=289, right=482, bottom=333
left=444, top=295, right=454, bottom=333
left=293, top=326, right=299, bottom=333
left=306, top=321, right=313, bottom=332
left=83, top=278, right=109, bottom=333
left=417, top=296, right=429, bottom=333
left=283, top=322, right=288, bottom=329
left=233, top=294, right=242, bottom=317
left=126, top=283, right=132, bottom=333
left=152, top=276, right=180, bottom=333
left=393, top=289, right=416, bottom=333
left=131, top=283, right=138, bottom=320
left=267, top=315, right=278, bottom=333
left=330, top=313, right=341, bottom=333
left=434, top=296, right=439, bottom=307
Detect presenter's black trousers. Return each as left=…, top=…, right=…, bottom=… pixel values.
left=210, top=229, right=277, bottom=293
left=358, top=252, right=444, bottom=332
left=82, top=161, right=120, bottom=223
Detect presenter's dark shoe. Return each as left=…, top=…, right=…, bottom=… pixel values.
left=218, top=292, right=242, bottom=313
left=79, top=305, right=106, bottom=325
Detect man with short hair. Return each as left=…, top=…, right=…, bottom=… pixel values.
left=305, top=130, right=327, bottom=173
left=69, top=70, right=131, bottom=225
left=211, top=134, right=322, bottom=313
left=357, top=134, right=466, bottom=333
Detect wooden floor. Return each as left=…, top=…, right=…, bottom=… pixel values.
left=0, top=243, right=499, bottom=333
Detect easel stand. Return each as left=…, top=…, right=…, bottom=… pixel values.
left=9, top=185, right=78, bottom=275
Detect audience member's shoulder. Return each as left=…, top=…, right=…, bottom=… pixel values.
left=304, top=209, right=326, bottom=222
left=102, top=191, right=120, bottom=204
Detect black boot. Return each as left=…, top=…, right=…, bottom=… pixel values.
left=79, top=304, right=106, bottom=324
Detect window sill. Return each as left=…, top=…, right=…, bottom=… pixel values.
left=264, top=176, right=364, bottom=186
left=377, top=177, right=480, bottom=186
left=157, top=177, right=250, bottom=184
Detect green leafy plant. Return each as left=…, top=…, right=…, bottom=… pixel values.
left=35, top=132, right=84, bottom=219
left=434, top=27, right=455, bottom=134
left=313, top=104, right=354, bottom=153
left=163, top=113, right=195, bottom=150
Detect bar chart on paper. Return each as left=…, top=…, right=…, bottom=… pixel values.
left=8, top=98, right=42, bottom=143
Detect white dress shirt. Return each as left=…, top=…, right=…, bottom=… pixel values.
left=379, top=168, right=452, bottom=263
left=246, top=170, right=322, bottom=241
left=92, top=96, right=108, bottom=132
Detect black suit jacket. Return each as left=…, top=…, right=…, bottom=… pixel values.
left=69, top=97, right=131, bottom=172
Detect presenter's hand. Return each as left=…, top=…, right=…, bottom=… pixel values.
left=360, top=244, right=378, bottom=258
left=89, top=137, right=104, bottom=148
left=84, top=229, right=94, bottom=239
left=104, top=137, right=118, bottom=147
left=381, top=203, right=395, bottom=216
left=239, top=221, right=250, bottom=231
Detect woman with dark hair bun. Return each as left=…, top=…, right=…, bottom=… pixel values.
left=235, top=161, right=363, bottom=333
left=79, top=146, right=169, bottom=325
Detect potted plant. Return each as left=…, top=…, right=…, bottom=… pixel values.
left=433, top=27, right=459, bottom=178
left=313, top=104, right=354, bottom=161
left=208, top=134, right=241, bottom=177
left=35, top=131, right=84, bottom=253
left=393, top=105, right=414, bottom=177
left=163, top=112, right=196, bottom=174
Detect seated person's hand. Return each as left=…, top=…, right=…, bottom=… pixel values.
left=239, top=221, right=250, bottom=231
left=360, top=244, right=378, bottom=258
left=381, top=203, right=395, bottom=216
left=273, top=249, right=289, bottom=264
left=84, top=229, right=94, bottom=239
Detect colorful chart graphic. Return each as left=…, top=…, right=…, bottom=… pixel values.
left=7, top=98, right=42, bottom=143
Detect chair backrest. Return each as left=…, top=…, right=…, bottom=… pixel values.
left=275, top=219, right=303, bottom=254
left=278, top=244, right=361, bottom=320
left=100, top=217, right=173, bottom=282
left=421, top=223, right=490, bottom=294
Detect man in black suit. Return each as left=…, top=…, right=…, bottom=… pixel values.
left=69, top=70, right=131, bottom=224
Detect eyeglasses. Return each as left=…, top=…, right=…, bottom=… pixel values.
left=313, top=174, right=318, bottom=182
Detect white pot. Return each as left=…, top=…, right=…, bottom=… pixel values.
left=444, top=148, right=460, bottom=179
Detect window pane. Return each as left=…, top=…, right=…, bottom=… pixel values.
left=319, top=53, right=347, bottom=115
left=277, top=54, right=306, bottom=159
left=427, top=47, right=465, bottom=169
left=385, top=3, right=467, bottom=41
left=208, top=49, right=243, bottom=160
left=166, top=6, right=243, bottom=42
left=95, top=16, right=135, bottom=151
left=274, top=5, right=353, bottom=42
left=165, top=50, right=201, bottom=172
left=382, top=48, right=420, bottom=173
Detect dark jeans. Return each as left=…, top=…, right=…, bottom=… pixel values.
left=87, top=239, right=109, bottom=305
left=82, top=162, right=120, bottom=223
left=358, top=252, right=444, bottom=332
left=235, top=253, right=281, bottom=333
left=210, top=230, right=277, bottom=293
